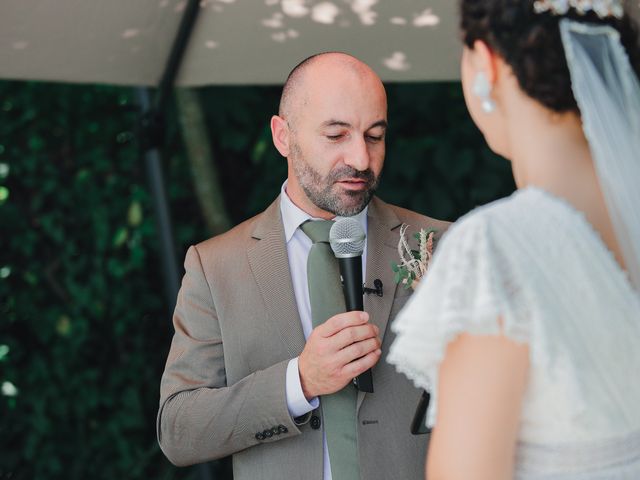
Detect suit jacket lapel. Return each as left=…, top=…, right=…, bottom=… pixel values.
left=358, top=197, right=403, bottom=410
left=247, top=197, right=307, bottom=358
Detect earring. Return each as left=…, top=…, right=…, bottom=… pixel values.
left=472, top=72, right=496, bottom=114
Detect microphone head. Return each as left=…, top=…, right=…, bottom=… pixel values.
left=329, top=217, right=366, bottom=258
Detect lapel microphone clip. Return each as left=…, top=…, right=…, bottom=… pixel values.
left=363, top=279, right=383, bottom=297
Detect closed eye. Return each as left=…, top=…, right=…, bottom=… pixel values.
left=326, top=134, right=345, bottom=141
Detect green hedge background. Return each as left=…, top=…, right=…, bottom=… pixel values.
left=0, top=80, right=514, bottom=480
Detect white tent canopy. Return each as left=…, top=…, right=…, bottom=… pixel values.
left=4, top=0, right=639, bottom=87
left=1, top=0, right=464, bottom=86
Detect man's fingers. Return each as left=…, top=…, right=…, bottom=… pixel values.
left=318, top=311, right=369, bottom=337
left=336, top=337, right=381, bottom=366
left=333, top=324, right=379, bottom=350
left=342, top=349, right=382, bottom=378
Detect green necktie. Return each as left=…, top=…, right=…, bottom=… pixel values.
left=300, top=220, right=360, bottom=480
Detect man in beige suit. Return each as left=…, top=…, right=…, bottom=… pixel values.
left=158, top=52, right=448, bottom=480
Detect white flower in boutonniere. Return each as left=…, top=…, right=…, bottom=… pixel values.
left=392, top=224, right=437, bottom=290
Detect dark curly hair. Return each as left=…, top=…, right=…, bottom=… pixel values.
left=460, top=0, right=640, bottom=113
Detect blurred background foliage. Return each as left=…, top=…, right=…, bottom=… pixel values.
left=0, top=80, right=514, bottom=480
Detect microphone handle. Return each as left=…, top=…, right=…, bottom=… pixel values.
left=338, top=256, right=374, bottom=393
left=340, top=256, right=363, bottom=311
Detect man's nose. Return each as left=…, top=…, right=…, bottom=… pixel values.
left=344, top=136, right=370, bottom=172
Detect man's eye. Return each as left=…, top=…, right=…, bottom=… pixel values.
left=326, top=134, right=343, bottom=140
left=366, top=135, right=383, bottom=142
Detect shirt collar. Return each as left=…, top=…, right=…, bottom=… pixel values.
left=279, top=181, right=368, bottom=243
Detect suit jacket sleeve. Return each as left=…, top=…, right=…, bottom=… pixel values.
left=157, top=245, right=303, bottom=466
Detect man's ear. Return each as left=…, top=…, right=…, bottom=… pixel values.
left=271, top=115, right=290, bottom=157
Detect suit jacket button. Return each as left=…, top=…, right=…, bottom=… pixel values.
left=255, top=432, right=265, bottom=441
left=263, top=429, right=273, bottom=438
left=278, top=425, right=288, bottom=434
left=310, top=415, right=321, bottom=430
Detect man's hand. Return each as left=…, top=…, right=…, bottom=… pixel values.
left=298, top=311, right=381, bottom=400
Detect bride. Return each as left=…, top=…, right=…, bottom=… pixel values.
left=388, top=1, right=640, bottom=479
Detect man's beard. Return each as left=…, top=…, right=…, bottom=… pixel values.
left=291, top=143, right=379, bottom=217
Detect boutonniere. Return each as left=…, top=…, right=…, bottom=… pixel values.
left=392, top=224, right=437, bottom=290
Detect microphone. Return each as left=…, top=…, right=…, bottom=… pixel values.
left=329, top=217, right=374, bottom=393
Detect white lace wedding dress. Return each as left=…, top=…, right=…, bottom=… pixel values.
left=387, top=187, right=640, bottom=479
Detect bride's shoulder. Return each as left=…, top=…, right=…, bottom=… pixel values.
left=440, top=190, right=530, bottom=245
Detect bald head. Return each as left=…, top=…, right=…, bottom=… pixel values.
left=279, top=52, right=385, bottom=128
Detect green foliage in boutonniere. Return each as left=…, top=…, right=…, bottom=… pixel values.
left=392, top=224, right=437, bottom=290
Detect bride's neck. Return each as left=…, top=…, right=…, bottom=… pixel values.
left=508, top=106, right=591, bottom=193
left=506, top=105, right=625, bottom=269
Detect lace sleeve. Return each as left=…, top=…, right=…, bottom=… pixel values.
left=387, top=213, right=531, bottom=427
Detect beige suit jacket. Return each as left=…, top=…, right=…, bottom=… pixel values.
left=158, top=195, right=449, bottom=480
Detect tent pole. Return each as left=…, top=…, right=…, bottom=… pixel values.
left=135, top=0, right=218, bottom=479
left=136, top=0, right=204, bottom=305
left=155, top=0, right=202, bottom=114
left=135, top=87, right=181, bottom=306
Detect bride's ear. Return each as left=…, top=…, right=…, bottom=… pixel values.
left=471, top=40, right=500, bottom=85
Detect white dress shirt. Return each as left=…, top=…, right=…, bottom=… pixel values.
left=279, top=181, right=368, bottom=480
